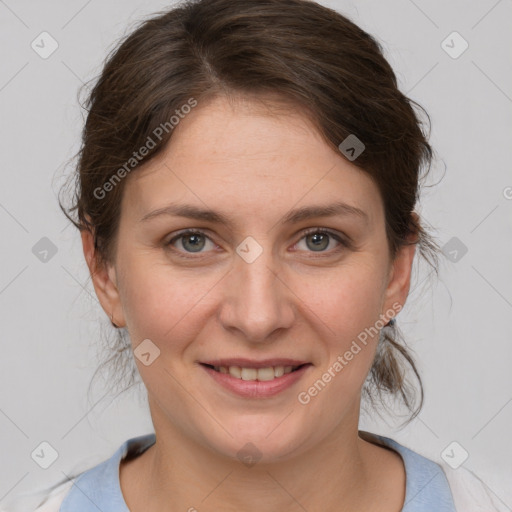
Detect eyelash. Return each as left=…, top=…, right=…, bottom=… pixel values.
left=165, top=227, right=351, bottom=259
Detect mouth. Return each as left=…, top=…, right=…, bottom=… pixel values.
left=199, top=359, right=313, bottom=398
left=200, top=362, right=310, bottom=382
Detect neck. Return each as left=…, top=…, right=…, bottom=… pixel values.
left=120, top=399, right=391, bottom=512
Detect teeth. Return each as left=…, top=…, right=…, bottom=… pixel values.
left=241, top=368, right=258, bottom=381
left=228, top=366, right=241, bottom=378
left=254, top=367, right=275, bottom=381
left=214, top=365, right=300, bottom=381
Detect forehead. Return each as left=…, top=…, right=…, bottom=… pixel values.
left=121, top=95, right=383, bottom=227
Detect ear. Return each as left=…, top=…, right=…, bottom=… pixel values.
left=81, top=228, right=126, bottom=328
left=381, top=214, right=418, bottom=319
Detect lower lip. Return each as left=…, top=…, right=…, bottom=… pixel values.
left=201, top=364, right=312, bottom=398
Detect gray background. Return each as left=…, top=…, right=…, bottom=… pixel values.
left=1, top=0, right=511, bottom=507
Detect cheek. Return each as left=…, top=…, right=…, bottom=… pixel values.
left=301, top=259, right=386, bottom=337
left=297, top=260, right=385, bottom=392
left=295, top=274, right=384, bottom=423
left=119, top=259, right=217, bottom=348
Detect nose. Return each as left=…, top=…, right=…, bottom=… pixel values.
left=218, top=243, right=296, bottom=343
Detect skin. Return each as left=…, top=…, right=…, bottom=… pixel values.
left=82, top=94, right=417, bottom=511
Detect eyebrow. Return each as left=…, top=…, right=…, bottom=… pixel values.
left=139, top=200, right=369, bottom=227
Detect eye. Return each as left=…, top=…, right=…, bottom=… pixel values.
left=293, top=228, right=348, bottom=254
left=165, top=227, right=350, bottom=259
left=167, top=229, right=217, bottom=256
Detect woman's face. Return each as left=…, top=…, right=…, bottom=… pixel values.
left=85, top=95, right=414, bottom=463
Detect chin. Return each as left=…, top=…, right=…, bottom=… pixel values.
left=201, top=414, right=313, bottom=465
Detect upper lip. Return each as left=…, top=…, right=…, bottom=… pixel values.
left=200, top=358, right=311, bottom=369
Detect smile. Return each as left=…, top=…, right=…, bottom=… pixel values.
left=199, top=362, right=312, bottom=398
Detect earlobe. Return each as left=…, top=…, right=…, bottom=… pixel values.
left=80, top=229, right=126, bottom=328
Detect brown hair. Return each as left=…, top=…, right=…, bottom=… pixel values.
left=59, top=0, right=441, bottom=425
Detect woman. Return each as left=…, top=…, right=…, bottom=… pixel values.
left=5, top=0, right=506, bottom=510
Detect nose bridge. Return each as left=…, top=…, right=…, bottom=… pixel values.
left=219, top=236, right=294, bottom=341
